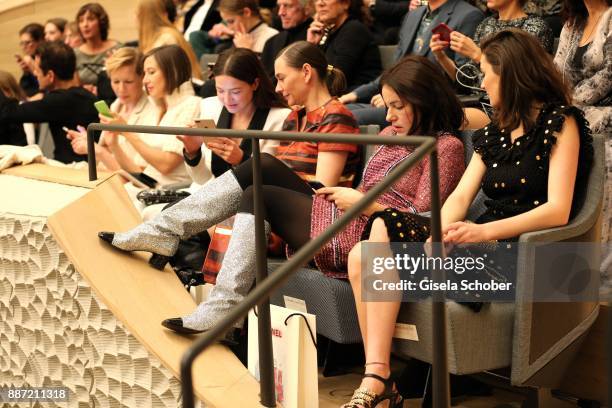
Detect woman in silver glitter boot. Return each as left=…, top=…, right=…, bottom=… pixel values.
left=98, top=41, right=361, bottom=270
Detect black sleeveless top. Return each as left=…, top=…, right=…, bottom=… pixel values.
left=472, top=104, right=594, bottom=227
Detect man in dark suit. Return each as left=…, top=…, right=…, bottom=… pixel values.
left=260, top=0, right=313, bottom=80
left=340, top=0, right=484, bottom=126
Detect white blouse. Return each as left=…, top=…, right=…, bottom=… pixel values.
left=187, top=96, right=290, bottom=185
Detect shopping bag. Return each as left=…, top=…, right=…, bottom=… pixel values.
left=248, top=305, right=318, bottom=408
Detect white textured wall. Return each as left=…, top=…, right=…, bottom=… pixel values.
left=0, top=214, right=183, bottom=407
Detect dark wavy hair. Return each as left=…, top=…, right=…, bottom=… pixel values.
left=379, top=55, right=464, bottom=136
left=562, top=0, right=612, bottom=27
left=213, top=48, right=286, bottom=108
left=480, top=29, right=571, bottom=132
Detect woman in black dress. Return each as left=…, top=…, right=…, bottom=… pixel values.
left=342, top=29, right=593, bottom=408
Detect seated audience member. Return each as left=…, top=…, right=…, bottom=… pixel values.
left=554, top=0, right=611, bottom=262
left=181, top=48, right=290, bottom=185
left=215, top=0, right=279, bottom=53
left=98, top=41, right=361, bottom=332
left=0, top=71, right=29, bottom=146
left=340, top=0, right=483, bottom=126
left=554, top=0, right=611, bottom=135
left=469, top=0, right=563, bottom=33
left=345, top=29, right=593, bottom=407
left=44, top=18, right=68, bottom=42
left=0, top=42, right=99, bottom=163
left=66, top=48, right=158, bottom=174
left=433, top=0, right=554, bottom=83
left=368, top=0, right=409, bottom=44
left=16, top=23, right=44, bottom=97
left=74, top=3, right=122, bottom=87
left=260, top=0, right=314, bottom=80
left=64, top=21, right=84, bottom=48
left=182, top=0, right=223, bottom=56
left=137, top=0, right=203, bottom=80
left=98, top=45, right=201, bottom=187
left=306, top=0, right=382, bottom=90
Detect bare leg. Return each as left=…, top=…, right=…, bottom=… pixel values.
left=347, top=218, right=402, bottom=407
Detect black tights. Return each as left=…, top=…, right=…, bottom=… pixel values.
left=231, top=153, right=314, bottom=195
left=231, top=154, right=314, bottom=250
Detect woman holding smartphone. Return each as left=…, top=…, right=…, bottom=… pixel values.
left=179, top=48, right=290, bottom=186
left=96, top=45, right=201, bottom=188
left=67, top=48, right=157, bottom=174
left=98, top=41, right=362, bottom=333
left=344, top=30, right=593, bottom=408
left=431, top=0, right=554, bottom=81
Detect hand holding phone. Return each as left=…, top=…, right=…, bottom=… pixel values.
left=94, top=100, right=113, bottom=118
left=432, top=22, right=453, bottom=43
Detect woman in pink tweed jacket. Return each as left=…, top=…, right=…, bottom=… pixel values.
left=312, top=56, right=465, bottom=278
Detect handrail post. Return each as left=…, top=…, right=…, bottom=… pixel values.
left=251, top=139, right=276, bottom=407
left=87, top=127, right=97, bottom=181
left=428, top=151, right=450, bottom=408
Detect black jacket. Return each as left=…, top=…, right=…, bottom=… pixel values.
left=321, top=19, right=382, bottom=91
left=183, top=0, right=222, bottom=33
left=260, top=18, right=312, bottom=80
left=0, top=87, right=99, bottom=163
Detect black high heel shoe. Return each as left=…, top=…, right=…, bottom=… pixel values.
left=161, top=318, right=240, bottom=346
left=98, top=232, right=171, bottom=270
left=342, top=373, right=403, bottom=408
left=161, top=318, right=204, bottom=334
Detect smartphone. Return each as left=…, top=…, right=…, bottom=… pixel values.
left=432, top=22, right=453, bottom=42
left=194, top=119, right=216, bottom=129
left=309, top=181, right=326, bottom=192
left=94, top=100, right=113, bottom=118
left=194, top=119, right=224, bottom=143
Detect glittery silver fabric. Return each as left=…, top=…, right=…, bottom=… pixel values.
left=182, top=213, right=271, bottom=331
left=110, top=171, right=242, bottom=256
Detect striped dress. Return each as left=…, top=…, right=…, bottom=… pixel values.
left=309, top=129, right=465, bottom=278
left=276, top=98, right=360, bottom=187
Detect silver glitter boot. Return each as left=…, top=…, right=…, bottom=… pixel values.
left=162, top=213, right=270, bottom=333
left=99, top=171, right=242, bottom=270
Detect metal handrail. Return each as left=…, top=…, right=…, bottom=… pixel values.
left=86, top=123, right=450, bottom=408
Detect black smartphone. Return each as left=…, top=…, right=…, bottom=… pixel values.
left=309, top=181, right=326, bottom=192
left=131, top=172, right=158, bottom=188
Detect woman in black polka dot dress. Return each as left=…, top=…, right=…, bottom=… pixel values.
left=342, top=29, right=594, bottom=408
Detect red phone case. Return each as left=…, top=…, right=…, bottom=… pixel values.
left=432, top=23, right=452, bottom=42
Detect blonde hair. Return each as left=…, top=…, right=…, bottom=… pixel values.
left=105, top=47, right=144, bottom=76
left=0, top=71, right=26, bottom=101
left=136, top=0, right=202, bottom=79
